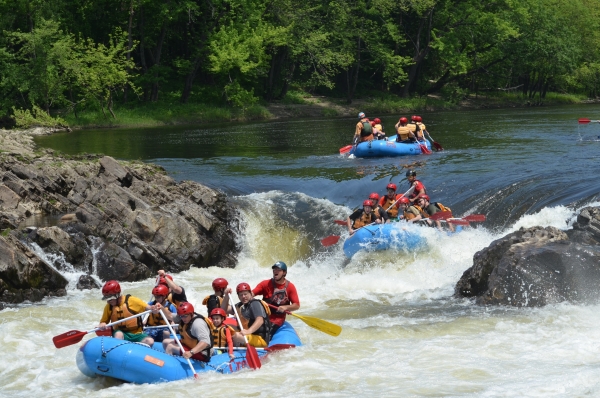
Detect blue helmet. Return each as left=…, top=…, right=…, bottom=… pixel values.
left=272, top=261, right=288, bottom=272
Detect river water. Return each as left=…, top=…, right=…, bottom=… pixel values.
left=3, top=104, right=600, bottom=396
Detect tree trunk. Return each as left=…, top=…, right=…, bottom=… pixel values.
left=150, top=24, right=168, bottom=102
left=139, top=7, right=150, bottom=101
left=181, top=56, right=202, bottom=103
left=277, top=62, right=295, bottom=100
left=346, top=37, right=362, bottom=104
left=124, top=0, right=135, bottom=103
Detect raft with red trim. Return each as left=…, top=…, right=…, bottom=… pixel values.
left=76, top=321, right=301, bottom=383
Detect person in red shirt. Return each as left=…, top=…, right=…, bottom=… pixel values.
left=405, top=170, right=427, bottom=204
left=252, top=261, right=300, bottom=335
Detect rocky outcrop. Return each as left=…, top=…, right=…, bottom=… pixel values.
left=0, top=129, right=240, bottom=306
left=455, top=215, right=600, bottom=307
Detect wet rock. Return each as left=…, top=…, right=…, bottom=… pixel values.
left=567, top=206, right=600, bottom=245
left=33, top=226, right=92, bottom=272
left=0, top=233, right=68, bottom=304
left=95, top=240, right=152, bottom=282
left=454, top=226, right=600, bottom=306
left=76, top=274, right=101, bottom=290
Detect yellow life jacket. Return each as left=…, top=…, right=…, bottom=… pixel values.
left=353, top=210, right=375, bottom=228
left=202, top=295, right=224, bottom=314
left=380, top=196, right=399, bottom=218
left=396, top=125, right=412, bottom=141
left=408, top=123, right=424, bottom=139
left=167, top=292, right=183, bottom=309
left=179, top=313, right=214, bottom=357
left=235, top=299, right=271, bottom=341
left=375, top=123, right=383, bottom=132
left=413, top=205, right=428, bottom=218
left=417, top=122, right=427, bottom=132
left=211, top=324, right=236, bottom=348
left=146, top=299, right=175, bottom=327
left=109, top=295, right=142, bottom=333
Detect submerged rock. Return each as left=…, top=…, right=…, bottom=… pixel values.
left=76, top=274, right=101, bottom=290
left=455, top=219, right=600, bottom=307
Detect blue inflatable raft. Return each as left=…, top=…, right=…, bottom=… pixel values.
left=76, top=321, right=301, bottom=383
left=343, top=223, right=426, bottom=258
left=349, top=139, right=431, bottom=158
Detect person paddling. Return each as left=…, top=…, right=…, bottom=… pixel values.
left=163, top=302, right=213, bottom=361
left=202, top=277, right=230, bottom=315
left=368, top=192, right=390, bottom=223
left=405, top=170, right=427, bottom=204
left=144, top=284, right=177, bottom=342
left=347, top=199, right=381, bottom=235
left=157, top=270, right=188, bottom=308
left=353, top=112, right=374, bottom=145
left=394, top=117, right=416, bottom=142
left=378, top=183, right=403, bottom=220
left=253, top=261, right=301, bottom=335
left=222, top=283, right=272, bottom=347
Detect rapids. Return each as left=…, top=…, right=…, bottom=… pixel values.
left=2, top=104, right=600, bottom=396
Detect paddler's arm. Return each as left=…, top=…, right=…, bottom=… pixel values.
left=221, top=288, right=234, bottom=315
left=183, top=341, right=210, bottom=359
left=240, top=316, right=264, bottom=336
left=347, top=216, right=355, bottom=235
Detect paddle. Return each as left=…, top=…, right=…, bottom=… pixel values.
left=427, top=211, right=453, bottom=221
left=265, top=303, right=342, bottom=337
left=339, top=145, right=353, bottom=154
left=463, top=214, right=486, bottom=222
left=214, top=344, right=295, bottom=351
left=423, top=130, right=443, bottom=151
left=578, top=118, right=600, bottom=124
left=159, top=309, right=198, bottom=379
left=414, top=125, right=432, bottom=154
left=334, top=220, right=347, bottom=226
left=228, top=293, right=261, bottom=370
left=445, top=218, right=470, bottom=226
left=53, top=310, right=152, bottom=348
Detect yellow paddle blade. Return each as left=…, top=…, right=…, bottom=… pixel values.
left=289, top=312, right=341, bottom=337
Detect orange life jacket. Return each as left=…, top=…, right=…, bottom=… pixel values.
left=146, top=299, right=175, bottom=326
left=380, top=196, right=400, bottom=218
left=353, top=210, right=376, bottom=228
left=179, top=313, right=214, bottom=358
left=211, top=324, right=236, bottom=348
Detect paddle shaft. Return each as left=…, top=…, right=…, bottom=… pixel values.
left=385, top=185, right=415, bottom=212
left=159, top=310, right=198, bottom=379
left=264, top=302, right=342, bottom=336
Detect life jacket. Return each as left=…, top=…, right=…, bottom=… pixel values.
left=373, top=206, right=383, bottom=219
left=374, top=123, right=383, bottom=135
left=404, top=209, right=418, bottom=220
left=202, top=294, right=223, bottom=314
left=179, top=313, right=214, bottom=360
left=380, top=195, right=400, bottom=218
left=417, top=122, right=427, bottom=133
left=396, top=125, right=412, bottom=141
left=407, top=123, right=424, bottom=139
left=430, top=202, right=452, bottom=216
left=235, top=299, right=272, bottom=342
left=360, top=121, right=373, bottom=137
left=408, top=180, right=426, bottom=200
left=352, top=210, right=376, bottom=228
left=146, top=298, right=174, bottom=327
left=211, top=323, right=236, bottom=348
left=264, top=279, right=290, bottom=323
left=413, top=205, right=429, bottom=218
left=109, top=295, right=142, bottom=333
left=167, top=292, right=184, bottom=309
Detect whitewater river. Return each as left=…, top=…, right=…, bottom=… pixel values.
left=3, top=104, right=600, bottom=396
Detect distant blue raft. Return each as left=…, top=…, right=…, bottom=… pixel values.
left=76, top=321, right=301, bottom=383
left=349, top=139, right=431, bottom=158
left=343, top=223, right=426, bottom=258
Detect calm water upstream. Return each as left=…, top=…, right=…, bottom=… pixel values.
left=3, top=104, right=600, bottom=396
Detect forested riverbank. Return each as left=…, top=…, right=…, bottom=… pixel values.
left=0, top=0, right=599, bottom=129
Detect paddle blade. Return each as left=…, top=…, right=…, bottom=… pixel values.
left=245, top=345, right=261, bottom=369
left=290, top=313, right=342, bottom=337
left=334, top=220, right=347, bottom=226
left=265, top=344, right=296, bottom=352
left=339, top=145, right=352, bottom=154
left=433, top=141, right=444, bottom=151
left=447, top=218, right=470, bottom=226
left=320, top=235, right=341, bottom=247
left=463, top=214, right=486, bottom=222
left=419, top=143, right=432, bottom=155
left=53, top=330, right=87, bottom=348
left=428, top=211, right=452, bottom=221
left=579, top=118, right=591, bottom=124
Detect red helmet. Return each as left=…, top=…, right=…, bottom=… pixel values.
left=374, top=118, right=381, bottom=124
left=210, top=308, right=227, bottom=318
left=420, top=195, right=430, bottom=202
left=212, top=278, right=228, bottom=290
left=369, top=192, right=379, bottom=201
left=416, top=116, right=423, bottom=122
left=363, top=199, right=373, bottom=207
left=399, top=117, right=408, bottom=124
left=411, top=115, right=417, bottom=121
left=158, top=275, right=173, bottom=286
left=177, top=302, right=194, bottom=316
left=152, top=285, right=169, bottom=297
left=386, top=183, right=397, bottom=191
left=399, top=197, right=410, bottom=204
left=236, top=282, right=252, bottom=293
left=102, top=280, right=121, bottom=296
left=370, top=121, right=376, bottom=127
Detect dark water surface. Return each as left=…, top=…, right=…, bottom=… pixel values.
left=35, top=104, right=600, bottom=228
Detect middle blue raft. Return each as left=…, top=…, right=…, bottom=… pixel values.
left=343, top=223, right=427, bottom=258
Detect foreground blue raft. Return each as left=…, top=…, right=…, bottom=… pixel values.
left=349, top=139, right=431, bottom=158
left=343, top=223, right=426, bottom=258
left=76, top=321, right=301, bottom=383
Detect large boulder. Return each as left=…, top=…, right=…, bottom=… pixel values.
left=0, top=233, right=68, bottom=303
left=31, top=226, right=92, bottom=272
left=94, top=240, right=152, bottom=282
left=455, top=226, right=600, bottom=306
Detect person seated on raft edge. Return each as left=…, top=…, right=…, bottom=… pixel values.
left=368, top=192, right=390, bottom=224
left=98, top=280, right=160, bottom=346
left=394, top=117, right=417, bottom=143
left=221, top=283, right=272, bottom=348
left=406, top=195, right=455, bottom=232
left=144, top=284, right=177, bottom=342
left=397, top=196, right=418, bottom=221
left=203, top=277, right=233, bottom=316
left=378, top=183, right=403, bottom=221
left=405, top=169, right=427, bottom=206
left=373, top=118, right=386, bottom=140
left=163, top=302, right=213, bottom=361
left=347, top=199, right=382, bottom=235
left=209, top=308, right=236, bottom=361
left=409, top=115, right=427, bottom=142
left=353, top=112, right=374, bottom=145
